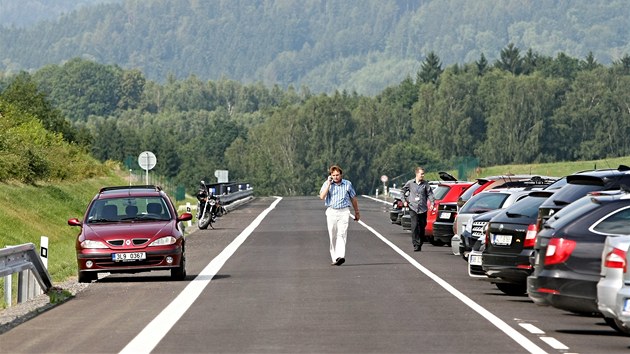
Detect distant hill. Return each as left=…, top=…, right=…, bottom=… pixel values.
left=1, top=0, right=629, bottom=95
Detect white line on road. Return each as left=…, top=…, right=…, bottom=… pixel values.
left=519, top=322, right=546, bottom=334
left=357, top=218, right=549, bottom=354
left=119, top=197, right=283, bottom=354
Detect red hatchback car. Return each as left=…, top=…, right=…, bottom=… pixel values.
left=425, top=180, right=473, bottom=243
left=68, top=185, right=193, bottom=283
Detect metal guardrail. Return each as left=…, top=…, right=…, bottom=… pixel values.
left=1, top=243, right=53, bottom=307
left=204, top=182, right=254, bottom=205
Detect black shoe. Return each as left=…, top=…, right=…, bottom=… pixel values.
left=336, top=258, right=345, bottom=266
left=331, top=257, right=341, bottom=266
left=414, top=246, right=421, bottom=252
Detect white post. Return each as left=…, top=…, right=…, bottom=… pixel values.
left=185, top=202, right=192, bottom=227
left=3, top=274, right=11, bottom=307
left=375, top=189, right=379, bottom=197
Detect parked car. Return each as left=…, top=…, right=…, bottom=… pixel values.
left=597, top=235, right=630, bottom=334
left=67, top=185, right=193, bottom=283
left=468, top=234, right=487, bottom=278
left=614, top=244, right=630, bottom=330
left=457, top=209, right=502, bottom=259
left=389, top=198, right=404, bottom=224
left=536, top=166, right=630, bottom=231
left=453, top=187, right=550, bottom=251
left=481, top=190, right=555, bottom=295
left=528, top=191, right=630, bottom=320
left=436, top=175, right=557, bottom=248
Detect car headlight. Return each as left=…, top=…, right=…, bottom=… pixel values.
left=149, top=236, right=177, bottom=246
left=81, top=239, right=108, bottom=249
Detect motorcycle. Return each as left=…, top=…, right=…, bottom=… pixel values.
left=196, top=180, right=226, bottom=229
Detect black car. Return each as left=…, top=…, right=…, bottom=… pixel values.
left=527, top=190, right=630, bottom=314
left=482, top=190, right=554, bottom=295
left=536, top=165, right=630, bottom=231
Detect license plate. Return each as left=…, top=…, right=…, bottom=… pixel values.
left=492, top=234, right=512, bottom=246
left=439, top=212, right=451, bottom=219
left=624, top=298, right=630, bottom=313
left=112, top=252, right=146, bottom=262
left=469, top=254, right=482, bottom=265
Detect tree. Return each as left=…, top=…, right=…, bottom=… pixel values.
left=495, top=43, right=522, bottom=75
left=417, top=51, right=443, bottom=85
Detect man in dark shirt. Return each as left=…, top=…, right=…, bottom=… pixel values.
left=402, top=166, right=435, bottom=252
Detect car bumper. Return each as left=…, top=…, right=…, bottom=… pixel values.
left=77, top=246, right=183, bottom=273
left=526, top=272, right=599, bottom=313
left=483, top=251, right=534, bottom=284
left=615, top=288, right=630, bottom=326
left=432, top=221, right=454, bottom=242
left=597, top=270, right=624, bottom=318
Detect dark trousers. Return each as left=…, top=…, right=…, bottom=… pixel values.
left=409, top=209, right=428, bottom=247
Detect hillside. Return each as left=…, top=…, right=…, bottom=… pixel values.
left=1, top=0, right=629, bottom=95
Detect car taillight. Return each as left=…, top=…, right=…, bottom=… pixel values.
left=544, top=238, right=576, bottom=266
left=604, top=247, right=627, bottom=273
left=523, top=224, right=537, bottom=248
left=396, top=200, right=403, bottom=208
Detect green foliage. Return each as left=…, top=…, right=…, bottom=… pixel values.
left=0, top=100, right=108, bottom=183
left=3, top=1, right=630, bottom=95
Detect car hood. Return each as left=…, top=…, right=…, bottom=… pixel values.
left=82, top=221, right=173, bottom=241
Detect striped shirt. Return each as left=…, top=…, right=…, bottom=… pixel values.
left=320, top=179, right=356, bottom=209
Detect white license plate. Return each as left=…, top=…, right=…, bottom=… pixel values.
left=492, top=234, right=512, bottom=246
left=469, top=254, right=482, bottom=265
left=439, top=212, right=451, bottom=219
left=112, top=252, right=146, bottom=262
left=624, top=298, right=630, bottom=313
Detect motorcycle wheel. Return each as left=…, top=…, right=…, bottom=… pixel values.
left=198, top=210, right=212, bottom=229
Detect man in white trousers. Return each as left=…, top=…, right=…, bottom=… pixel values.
left=319, top=164, right=360, bottom=266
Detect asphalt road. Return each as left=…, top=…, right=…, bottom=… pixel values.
left=2, top=196, right=630, bottom=353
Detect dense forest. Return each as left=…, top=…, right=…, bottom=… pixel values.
left=2, top=45, right=630, bottom=196
left=1, top=0, right=630, bottom=95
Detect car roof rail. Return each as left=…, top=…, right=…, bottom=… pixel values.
left=99, top=185, right=162, bottom=193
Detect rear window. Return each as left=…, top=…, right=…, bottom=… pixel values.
left=592, top=206, right=630, bottom=235
left=458, top=183, right=484, bottom=203
left=460, top=192, right=511, bottom=214
left=433, top=185, right=451, bottom=200
left=504, top=195, right=549, bottom=218
left=544, top=196, right=599, bottom=229
left=542, top=182, right=603, bottom=208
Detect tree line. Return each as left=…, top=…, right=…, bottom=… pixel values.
left=1, top=45, right=630, bottom=195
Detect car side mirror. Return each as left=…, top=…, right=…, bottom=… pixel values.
left=68, top=218, right=82, bottom=226
left=178, top=212, right=193, bottom=222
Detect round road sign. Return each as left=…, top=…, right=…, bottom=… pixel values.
left=380, top=175, right=388, bottom=183
left=138, top=151, right=157, bottom=170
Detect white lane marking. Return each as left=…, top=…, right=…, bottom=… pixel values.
left=357, top=219, right=549, bottom=354
left=540, top=337, right=569, bottom=350
left=119, top=197, right=283, bottom=354
left=363, top=195, right=391, bottom=204
left=519, top=323, right=545, bottom=334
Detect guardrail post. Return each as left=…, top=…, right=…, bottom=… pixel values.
left=18, top=270, right=26, bottom=303
left=3, top=274, right=11, bottom=307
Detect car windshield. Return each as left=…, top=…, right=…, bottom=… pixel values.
left=460, top=192, right=510, bottom=214
left=86, top=196, right=171, bottom=223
